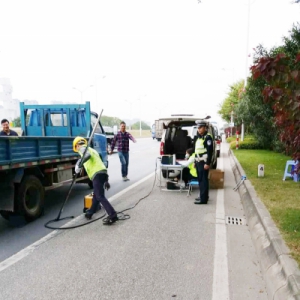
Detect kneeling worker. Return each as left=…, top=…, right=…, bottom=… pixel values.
left=178, top=148, right=198, bottom=186
left=73, top=136, right=118, bottom=225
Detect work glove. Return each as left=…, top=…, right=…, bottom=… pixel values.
left=104, top=181, right=110, bottom=190
left=75, top=159, right=82, bottom=174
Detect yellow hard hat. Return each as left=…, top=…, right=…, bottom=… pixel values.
left=73, top=136, right=87, bottom=152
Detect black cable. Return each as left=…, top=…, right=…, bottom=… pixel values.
left=44, top=157, right=160, bottom=230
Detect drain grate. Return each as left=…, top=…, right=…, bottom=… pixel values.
left=225, top=216, right=246, bottom=226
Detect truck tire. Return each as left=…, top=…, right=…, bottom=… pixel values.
left=16, top=175, right=45, bottom=221
left=0, top=211, right=10, bottom=221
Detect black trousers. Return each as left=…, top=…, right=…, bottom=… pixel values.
left=195, top=161, right=209, bottom=202
left=182, top=168, right=198, bottom=185
left=88, top=173, right=117, bottom=217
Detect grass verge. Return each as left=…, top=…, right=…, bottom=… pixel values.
left=232, top=149, right=300, bottom=266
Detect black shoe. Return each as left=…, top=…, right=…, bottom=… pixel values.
left=195, top=197, right=201, bottom=201
left=103, top=215, right=118, bottom=225
left=194, top=200, right=207, bottom=205
left=85, top=213, right=93, bottom=220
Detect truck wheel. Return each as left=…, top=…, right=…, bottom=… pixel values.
left=16, top=175, right=45, bottom=221
left=0, top=211, right=10, bottom=221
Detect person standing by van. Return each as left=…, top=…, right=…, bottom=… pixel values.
left=193, top=121, right=213, bottom=204
left=109, top=121, right=136, bottom=181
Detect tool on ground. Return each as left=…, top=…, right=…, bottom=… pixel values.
left=233, top=175, right=247, bottom=191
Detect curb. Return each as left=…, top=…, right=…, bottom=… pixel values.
left=229, top=149, right=300, bottom=300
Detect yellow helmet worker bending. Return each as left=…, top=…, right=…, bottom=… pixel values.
left=73, top=136, right=118, bottom=225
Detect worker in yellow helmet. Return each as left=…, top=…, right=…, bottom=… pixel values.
left=73, top=136, right=118, bottom=225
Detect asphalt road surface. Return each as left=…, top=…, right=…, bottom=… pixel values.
left=0, top=138, right=160, bottom=262
left=0, top=140, right=268, bottom=300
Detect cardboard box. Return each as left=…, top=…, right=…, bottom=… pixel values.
left=209, top=169, right=224, bottom=189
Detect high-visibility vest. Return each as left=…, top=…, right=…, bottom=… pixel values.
left=195, top=133, right=212, bottom=155
left=79, top=147, right=106, bottom=180
left=188, top=153, right=197, bottom=177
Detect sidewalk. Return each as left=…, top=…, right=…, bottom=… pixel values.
left=229, top=145, right=300, bottom=300
left=0, top=143, right=270, bottom=300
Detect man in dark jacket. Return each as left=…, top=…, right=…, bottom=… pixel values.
left=0, top=119, right=18, bottom=136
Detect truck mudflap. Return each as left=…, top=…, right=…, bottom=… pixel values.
left=0, top=170, right=21, bottom=211
left=0, top=187, right=14, bottom=212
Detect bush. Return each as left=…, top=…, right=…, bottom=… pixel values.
left=230, top=139, right=263, bottom=150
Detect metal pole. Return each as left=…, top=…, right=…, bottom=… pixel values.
left=139, top=99, right=142, bottom=137
left=242, top=0, right=251, bottom=142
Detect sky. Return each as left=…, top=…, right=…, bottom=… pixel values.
left=0, top=0, right=299, bottom=127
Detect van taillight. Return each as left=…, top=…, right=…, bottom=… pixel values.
left=160, top=142, right=164, bottom=155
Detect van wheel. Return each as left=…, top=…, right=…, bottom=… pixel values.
left=16, top=175, right=44, bottom=221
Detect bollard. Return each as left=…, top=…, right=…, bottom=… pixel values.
left=258, top=164, right=264, bottom=177
left=236, top=130, right=239, bottom=150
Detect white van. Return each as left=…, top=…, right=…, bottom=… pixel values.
left=159, top=115, right=221, bottom=177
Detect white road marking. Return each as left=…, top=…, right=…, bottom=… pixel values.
left=212, top=156, right=230, bottom=300
left=0, top=172, right=155, bottom=272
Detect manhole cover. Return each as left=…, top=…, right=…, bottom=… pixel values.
left=225, top=216, right=246, bottom=226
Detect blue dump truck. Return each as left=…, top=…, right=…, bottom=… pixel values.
left=0, top=102, right=107, bottom=221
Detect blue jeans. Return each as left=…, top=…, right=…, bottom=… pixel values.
left=118, top=151, right=129, bottom=177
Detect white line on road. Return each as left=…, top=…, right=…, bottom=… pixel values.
left=0, top=172, right=155, bottom=273
left=212, top=156, right=230, bottom=300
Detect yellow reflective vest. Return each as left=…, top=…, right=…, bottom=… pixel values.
left=78, top=146, right=106, bottom=180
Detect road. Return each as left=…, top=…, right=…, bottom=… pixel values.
left=0, top=140, right=269, bottom=299
left=0, top=138, right=160, bottom=262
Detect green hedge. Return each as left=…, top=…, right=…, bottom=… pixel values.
left=229, top=139, right=263, bottom=150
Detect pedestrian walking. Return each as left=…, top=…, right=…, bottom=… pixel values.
left=109, top=121, right=136, bottom=181
left=193, top=121, right=213, bottom=204
left=73, top=136, right=118, bottom=225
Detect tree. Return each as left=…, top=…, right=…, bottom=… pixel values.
left=236, top=75, right=281, bottom=150
left=218, top=80, right=244, bottom=123
left=131, top=121, right=150, bottom=130
left=250, top=24, right=300, bottom=158
left=12, top=116, right=21, bottom=127
left=101, top=116, right=122, bottom=127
